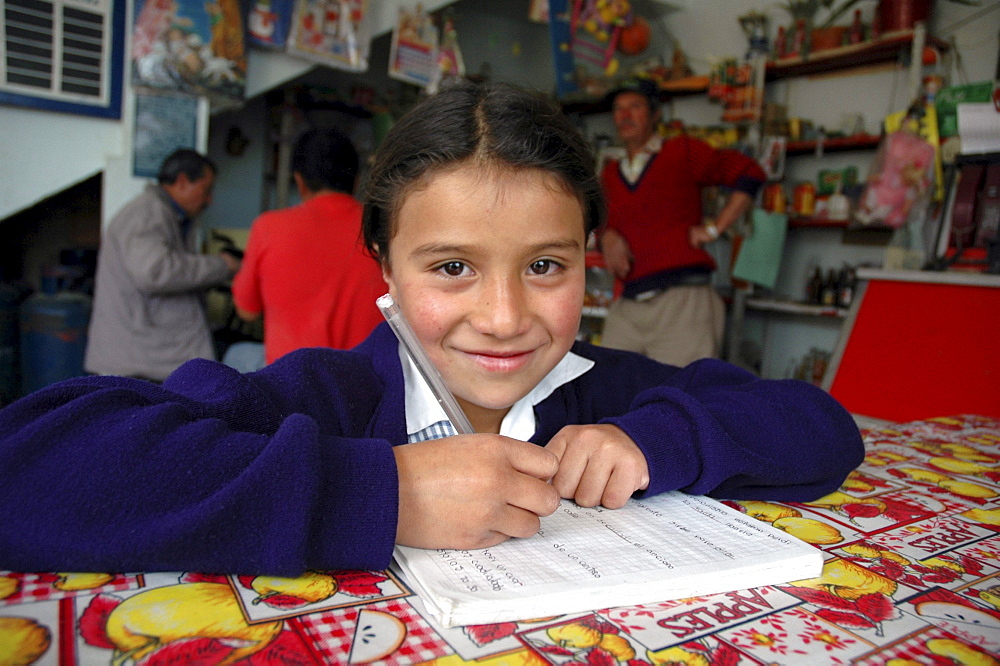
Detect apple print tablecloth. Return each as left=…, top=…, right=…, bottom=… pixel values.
left=3, top=414, right=1000, bottom=664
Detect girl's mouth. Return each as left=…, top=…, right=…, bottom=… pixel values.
left=465, top=349, right=535, bottom=373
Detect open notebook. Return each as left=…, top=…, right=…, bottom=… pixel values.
left=392, top=492, right=823, bottom=628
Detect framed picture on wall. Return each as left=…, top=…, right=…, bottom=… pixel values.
left=132, top=90, right=206, bottom=178
left=131, top=0, right=246, bottom=101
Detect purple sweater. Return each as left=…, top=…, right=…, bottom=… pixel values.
left=0, top=324, right=863, bottom=576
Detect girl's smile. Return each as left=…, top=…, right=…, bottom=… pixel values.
left=383, top=165, right=587, bottom=434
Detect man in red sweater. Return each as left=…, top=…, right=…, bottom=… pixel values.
left=232, top=128, right=385, bottom=364
left=599, top=79, right=765, bottom=366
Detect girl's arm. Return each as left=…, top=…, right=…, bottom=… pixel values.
left=604, top=358, right=864, bottom=502
left=0, top=353, right=399, bottom=576
left=541, top=347, right=864, bottom=505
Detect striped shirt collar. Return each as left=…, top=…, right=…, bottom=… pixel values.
left=400, top=344, right=594, bottom=442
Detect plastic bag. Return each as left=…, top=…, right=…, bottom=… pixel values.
left=854, top=129, right=935, bottom=229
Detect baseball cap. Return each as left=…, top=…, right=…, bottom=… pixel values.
left=607, top=78, right=661, bottom=109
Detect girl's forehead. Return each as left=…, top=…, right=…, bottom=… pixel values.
left=394, top=165, right=584, bottom=227
left=414, top=163, right=559, bottom=193
left=385, top=166, right=587, bottom=261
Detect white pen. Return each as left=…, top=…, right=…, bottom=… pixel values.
left=376, top=293, right=476, bottom=435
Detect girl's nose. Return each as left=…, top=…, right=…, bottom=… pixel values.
left=471, top=276, right=529, bottom=339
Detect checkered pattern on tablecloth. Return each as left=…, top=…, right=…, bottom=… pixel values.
left=292, top=597, right=451, bottom=665
left=0, top=572, right=139, bottom=607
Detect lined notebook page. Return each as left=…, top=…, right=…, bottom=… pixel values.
left=393, top=492, right=822, bottom=627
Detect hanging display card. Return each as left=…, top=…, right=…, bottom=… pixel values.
left=388, top=5, right=439, bottom=88
left=246, top=1, right=294, bottom=50
left=287, top=0, right=371, bottom=72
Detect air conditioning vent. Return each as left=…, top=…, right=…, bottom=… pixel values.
left=2, top=0, right=111, bottom=106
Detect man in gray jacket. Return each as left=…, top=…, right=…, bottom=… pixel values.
left=85, top=149, right=240, bottom=381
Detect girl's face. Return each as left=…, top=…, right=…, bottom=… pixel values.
left=383, top=166, right=587, bottom=434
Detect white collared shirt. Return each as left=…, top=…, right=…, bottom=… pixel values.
left=618, top=134, right=663, bottom=185
left=399, top=344, right=595, bottom=442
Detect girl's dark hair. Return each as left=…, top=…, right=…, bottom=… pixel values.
left=362, top=81, right=605, bottom=263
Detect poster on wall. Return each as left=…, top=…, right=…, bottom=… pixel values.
left=388, top=5, right=439, bottom=88
left=246, top=0, right=295, bottom=50
left=131, top=0, right=246, bottom=101
left=287, top=0, right=371, bottom=72
left=132, top=90, right=204, bottom=178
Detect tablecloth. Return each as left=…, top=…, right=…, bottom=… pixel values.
left=3, top=414, right=999, bottom=664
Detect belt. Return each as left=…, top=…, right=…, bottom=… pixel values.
left=627, top=272, right=712, bottom=301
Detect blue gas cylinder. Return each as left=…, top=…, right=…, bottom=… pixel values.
left=0, top=282, right=30, bottom=405
left=19, top=269, right=92, bottom=395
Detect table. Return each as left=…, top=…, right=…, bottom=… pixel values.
left=3, top=415, right=1000, bottom=664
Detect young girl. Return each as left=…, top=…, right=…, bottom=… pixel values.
left=0, top=82, right=863, bottom=577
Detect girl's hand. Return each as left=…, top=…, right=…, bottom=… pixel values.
left=394, top=435, right=560, bottom=550
left=545, top=424, right=649, bottom=509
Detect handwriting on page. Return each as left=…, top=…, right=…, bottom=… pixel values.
left=426, top=496, right=795, bottom=595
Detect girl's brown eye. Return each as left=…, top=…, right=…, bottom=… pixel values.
left=443, top=261, right=464, bottom=276
left=530, top=260, right=553, bottom=275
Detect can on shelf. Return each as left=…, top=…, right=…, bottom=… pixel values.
left=764, top=183, right=787, bottom=213
left=793, top=182, right=816, bottom=215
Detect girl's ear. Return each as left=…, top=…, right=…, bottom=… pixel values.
left=377, top=247, right=395, bottom=291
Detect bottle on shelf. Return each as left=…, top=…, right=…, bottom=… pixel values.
left=774, top=25, right=787, bottom=59
left=837, top=264, right=857, bottom=308
left=827, top=182, right=851, bottom=221
left=806, top=266, right=823, bottom=304
left=848, top=9, right=864, bottom=45
left=789, top=18, right=807, bottom=58
left=820, top=268, right=838, bottom=307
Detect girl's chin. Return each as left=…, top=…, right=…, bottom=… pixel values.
left=458, top=388, right=531, bottom=414
left=462, top=396, right=521, bottom=413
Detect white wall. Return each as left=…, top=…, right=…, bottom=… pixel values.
left=0, top=106, right=122, bottom=220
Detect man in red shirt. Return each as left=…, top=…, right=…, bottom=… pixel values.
left=599, top=79, right=765, bottom=366
left=232, top=128, right=385, bottom=364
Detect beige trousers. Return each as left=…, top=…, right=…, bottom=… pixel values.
left=601, top=285, right=725, bottom=367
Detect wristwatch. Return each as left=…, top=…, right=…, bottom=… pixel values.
left=704, top=222, right=720, bottom=240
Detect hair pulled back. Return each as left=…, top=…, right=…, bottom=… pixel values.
left=362, top=81, right=604, bottom=263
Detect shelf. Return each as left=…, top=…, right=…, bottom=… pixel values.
left=746, top=298, right=847, bottom=318
left=786, top=134, right=881, bottom=156
left=564, top=31, right=943, bottom=117
left=766, top=30, right=947, bottom=81
left=788, top=216, right=851, bottom=229
left=560, top=76, right=709, bottom=115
